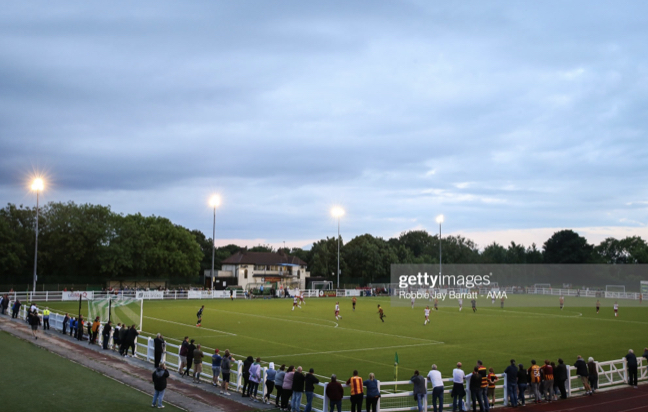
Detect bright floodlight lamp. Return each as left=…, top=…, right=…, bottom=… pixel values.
left=436, top=214, right=444, bottom=224
left=209, top=194, right=221, bottom=208
left=31, top=178, right=44, bottom=191
left=31, top=177, right=45, bottom=293
left=331, top=207, right=345, bottom=218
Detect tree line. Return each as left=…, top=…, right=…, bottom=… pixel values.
left=2, top=202, right=648, bottom=286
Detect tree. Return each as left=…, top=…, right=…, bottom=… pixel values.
left=543, top=230, right=594, bottom=263
left=481, top=242, right=506, bottom=263
left=525, top=243, right=543, bottom=263
left=506, top=242, right=527, bottom=263
left=309, top=237, right=344, bottom=279
left=342, top=234, right=398, bottom=283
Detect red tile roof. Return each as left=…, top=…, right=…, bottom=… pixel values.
left=221, top=251, right=307, bottom=266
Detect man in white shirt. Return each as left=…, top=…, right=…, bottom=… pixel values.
left=427, top=364, right=444, bottom=412
left=452, top=362, right=466, bottom=412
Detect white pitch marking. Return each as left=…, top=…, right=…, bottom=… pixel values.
left=264, top=342, right=444, bottom=359
left=143, top=316, right=237, bottom=336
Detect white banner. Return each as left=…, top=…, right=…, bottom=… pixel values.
left=136, top=291, right=164, bottom=299
left=62, top=291, right=94, bottom=301
left=188, top=290, right=213, bottom=299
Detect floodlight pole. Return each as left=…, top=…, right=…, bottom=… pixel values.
left=211, top=204, right=216, bottom=292
left=33, top=190, right=40, bottom=292
left=439, top=220, right=442, bottom=277
left=337, top=216, right=340, bottom=290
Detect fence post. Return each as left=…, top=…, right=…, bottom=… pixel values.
left=566, top=365, right=571, bottom=397
left=262, top=367, right=267, bottom=400
left=323, top=382, right=329, bottom=412
left=503, top=373, right=508, bottom=406
left=46, top=291, right=48, bottom=302
left=623, top=358, right=628, bottom=383
left=147, top=337, right=154, bottom=362
left=237, top=360, right=243, bottom=392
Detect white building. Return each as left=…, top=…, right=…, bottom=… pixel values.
left=219, top=250, right=310, bottom=290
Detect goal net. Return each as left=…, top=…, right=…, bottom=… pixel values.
left=88, top=297, right=143, bottom=329
left=605, top=285, right=625, bottom=293
left=533, top=283, right=551, bottom=289
left=311, top=281, right=333, bottom=290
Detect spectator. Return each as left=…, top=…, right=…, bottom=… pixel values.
left=625, top=349, right=638, bottom=388
left=468, top=366, right=483, bottom=412
left=427, top=364, right=444, bottom=412
left=77, top=316, right=85, bottom=341
left=292, top=366, right=305, bottom=411
left=587, top=357, right=598, bottom=393
left=11, top=299, right=21, bottom=318
left=178, top=336, right=189, bottom=374
left=264, top=362, right=277, bottom=405
left=410, top=370, right=427, bottom=412
left=528, top=360, right=542, bottom=403
left=62, top=313, right=70, bottom=335
left=503, top=359, right=518, bottom=407
left=151, top=362, right=169, bottom=408
left=451, top=362, right=466, bottom=412
left=487, top=368, right=498, bottom=408
left=154, top=333, right=166, bottom=368
left=28, top=308, right=40, bottom=339
left=87, top=319, right=93, bottom=341
left=118, top=322, right=128, bottom=354
left=364, top=373, right=380, bottom=412
left=242, top=355, right=254, bottom=397
left=517, top=364, right=528, bottom=406
left=112, top=323, right=121, bottom=351
left=574, top=355, right=592, bottom=395
left=476, top=361, right=489, bottom=411
left=220, top=350, right=232, bottom=395
left=326, top=374, right=344, bottom=412
left=193, top=344, right=204, bottom=383
left=70, top=317, right=76, bottom=337
left=643, top=347, right=648, bottom=363
left=0, top=294, right=8, bottom=315
left=275, top=364, right=286, bottom=408
left=102, top=321, right=112, bottom=350
left=184, top=339, right=196, bottom=377
left=304, top=368, right=319, bottom=412
left=347, top=369, right=364, bottom=412
left=126, top=324, right=139, bottom=357
left=249, top=357, right=262, bottom=401
left=554, top=359, right=568, bottom=399
left=211, top=349, right=222, bottom=387
left=540, top=359, right=554, bottom=402
left=281, top=365, right=295, bottom=410
left=42, top=307, right=50, bottom=330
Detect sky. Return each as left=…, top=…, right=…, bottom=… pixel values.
left=2, top=1, right=648, bottom=251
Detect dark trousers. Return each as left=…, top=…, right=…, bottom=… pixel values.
left=265, top=381, right=275, bottom=400
left=628, top=366, right=638, bottom=386
left=102, top=335, right=110, bottom=349
left=62, top=323, right=68, bottom=334
left=556, top=380, right=566, bottom=399
left=242, top=375, right=250, bottom=396
left=184, top=358, right=193, bottom=375
left=91, top=332, right=98, bottom=343
left=470, top=390, right=483, bottom=412
left=517, top=383, right=527, bottom=405
left=366, top=396, right=378, bottom=412
left=12, top=310, right=18, bottom=318
left=281, top=389, right=293, bottom=409
left=432, top=386, right=444, bottom=412
left=155, top=352, right=162, bottom=368
left=350, top=393, right=363, bottom=412
left=275, top=386, right=283, bottom=406
left=43, top=318, right=50, bottom=329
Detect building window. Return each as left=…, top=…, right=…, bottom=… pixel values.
left=297, top=270, right=301, bottom=279
left=244, top=269, right=248, bottom=279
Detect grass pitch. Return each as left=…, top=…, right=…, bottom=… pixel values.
left=45, top=295, right=648, bottom=381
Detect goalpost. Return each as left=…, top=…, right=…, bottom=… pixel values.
left=88, top=296, right=144, bottom=330
left=311, top=281, right=333, bottom=290
left=605, top=285, right=625, bottom=293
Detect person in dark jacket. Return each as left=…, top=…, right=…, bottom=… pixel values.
left=102, top=321, right=112, bottom=350
left=11, top=300, right=21, bottom=318
left=28, top=309, right=40, bottom=339
left=62, top=313, right=70, bottom=335
left=643, top=347, right=648, bottom=363
left=119, top=323, right=128, bottom=355
left=304, top=368, right=320, bottom=412
left=77, top=317, right=85, bottom=341
left=326, top=374, right=344, bottom=412
left=292, top=366, right=305, bottom=412
left=503, top=359, right=518, bottom=407
left=154, top=333, right=166, bottom=368
left=554, top=359, right=568, bottom=399
left=241, top=355, right=254, bottom=397
left=126, top=324, right=139, bottom=356
left=517, top=364, right=528, bottom=406
left=364, top=373, right=380, bottom=412
left=587, top=357, right=598, bottom=393
left=469, top=367, right=483, bottom=412
left=112, top=323, right=121, bottom=351
left=152, top=363, right=170, bottom=408
left=410, top=370, right=426, bottom=412
left=574, top=355, right=592, bottom=395
left=625, top=349, right=638, bottom=388
left=184, top=339, right=196, bottom=377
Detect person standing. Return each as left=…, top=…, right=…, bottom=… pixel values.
left=516, top=364, right=528, bottom=406
left=193, top=344, right=204, bottom=383
left=643, top=347, right=648, bottom=363
left=91, top=317, right=101, bottom=344
left=596, top=300, right=600, bottom=313
left=486, top=368, right=498, bottom=408
left=471, top=299, right=477, bottom=313
left=427, top=364, right=444, bottom=412
left=424, top=306, right=431, bottom=325
left=126, top=324, right=139, bottom=357
left=540, top=360, right=554, bottom=402
left=587, top=357, right=598, bottom=393
left=352, top=296, right=357, bottom=311
left=274, top=364, right=286, bottom=407
left=62, top=313, right=70, bottom=335
left=574, top=355, right=592, bottom=395
left=326, top=375, right=344, bottom=412
left=476, top=361, right=489, bottom=411
left=625, top=349, right=638, bottom=388
left=264, top=362, right=277, bottom=405
left=220, top=350, right=232, bottom=395
left=410, top=370, right=427, bottom=412
left=304, top=368, right=320, bottom=412
left=11, top=299, right=21, bottom=318
left=335, top=302, right=342, bottom=320
left=559, top=296, right=564, bottom=310
left=434, top=298, right=439, bottom=311
left=614, top=301, right=619, bottom=317
left=554, top=359, right=568, bottom=399
left=292, top=366, right=305, bottom=411
left=28, top=308, right=40, bottom=339
left=42, top=307, right=50, bottom=330
left=112, top=323, right=121, bottom=351
left=364, top=373, right=379, bottom=412
left=503, top=359, right=518, bottom=407
left=346, top=370, right=364, bottom=412
left=242, top=355, right=254, bottom=397
left=184, top=339, right=196, bottom=377
left=154, top=333, right=166, bottom=368
left=500, top=297, right=505, bottom=309
left=77, top=316, right=85, bottom=341
left=468, top=366, right=483, bottom=412
left=102, top=321, right=112, bottom=350
left=1, top=294, right=9, bottom=315
left=69, top=317, right=76, bottom=337
left=151, top=363, right=169, bottom=408
left=282, top=365, right=295, bottom=411
left=211, top=349, right=222, bottom=387
left=249, top=358, right=262, bottom=401
left=378, top=305, right=385, bottom=322
left=451, top=362, right=466, bottom=412
left=528, top=360, right=542, bottom=403
left=178, top=336, right=189, bottom=374
left=196, top=305, right=204, bottom=327
left=458, top=298, right=463, bottom=311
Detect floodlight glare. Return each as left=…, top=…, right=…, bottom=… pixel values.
left=331, top=207, right=345, bottom=218
left=209, top=195, right=221, bottom=208
left=436, top=214, right=444, bottom=224
left=31, top=178, right=44, bottom=191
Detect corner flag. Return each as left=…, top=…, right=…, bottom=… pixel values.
left=394, top=352, right=399, bottom=389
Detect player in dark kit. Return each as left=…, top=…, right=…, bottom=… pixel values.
left=196, top=305, right=204, bottom=327
left=352, top=297, right=357, bottom=311
left=377, top=305, right=385, bottom=322
left=471, top=299, right=477, bottom=312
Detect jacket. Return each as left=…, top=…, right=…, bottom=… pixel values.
left=283, top=371, right=294, bottom=390
left=250, top=363, right=261, bottom=384
left=243, top=356, right=253, bottom=377
left=292, top=371, right=305, bottom=392
left=152, top=367, right=169, bottom=391
left=275, top=370, right=285, bottom=387
left=574, top=359, right=588, bottom=377
left=326, top=380, right=344, bottom=401
left=305, top=374, right=320, bottom=392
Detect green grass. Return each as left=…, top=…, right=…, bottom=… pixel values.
left=44, top=295, right=648, bottom=381
left=0, top=331, right=183, bottom=411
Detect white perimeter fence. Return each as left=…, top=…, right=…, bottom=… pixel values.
left=5, top=297, right=646, bottom=412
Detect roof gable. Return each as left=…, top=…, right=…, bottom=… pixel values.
left=221, top=250, right=307, bottom=266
